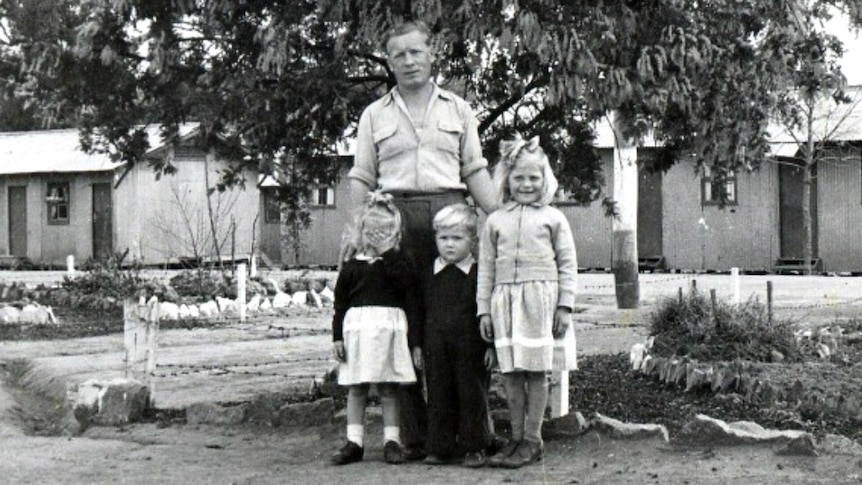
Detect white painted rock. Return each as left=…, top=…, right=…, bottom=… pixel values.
left=319, top=286, right=334, bottom=304
left=272, top=292, right=292, bottom=309
left=73, top=378, right=150, bottom=427
left=676, top=414, right=809, bottom=446
left=247, top=294, right=261, bottom=313
left=187, top=304, right=201, bottom=318
left=309, top=289, right=322, bottom=308
left=259, top=297, right=273, bottom=312
left=592, top=412, right=669, bottom=442
left=159, top=301, right=180, bottom=321
left=292, top=291, right=308, bottom=306
left=216, top=296, right=238, bottom=316
left=199, top=300, right=219, bottom=317
left=178, top=304, right=192, bottom=319
left=0, top=306, right=20, bottom=324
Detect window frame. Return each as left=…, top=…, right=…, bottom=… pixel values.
left=309, top=186, right=336, bottom=208
left=46, top=181, right=71, bottom=225
left=701, top=169, right=738, bottom=206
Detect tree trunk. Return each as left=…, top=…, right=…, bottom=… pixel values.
left=802, top=104, right=815, bottom=276
left=612, top=114, right=640, bottom=309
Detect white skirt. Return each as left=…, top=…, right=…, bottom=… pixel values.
left=337, top=306, right=417, bottom=386
left=490, top=281, right=578, bottom=373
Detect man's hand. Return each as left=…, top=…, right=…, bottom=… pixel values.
left=412, top=347, right=423, bottom=370
left=480, top=315, right=494, bottom=343
left=484, top=347, right=497, bottom=371
left=553, top=307, right=572, bottom=338
left=333, top=341, right=346, bottom=362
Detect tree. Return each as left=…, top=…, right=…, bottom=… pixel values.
left=772, top=24, right=862, bottom=275
left=15, top=0, right=862, bottom=301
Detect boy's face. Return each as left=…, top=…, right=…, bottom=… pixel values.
left=435, top=226, right=473, bottom=265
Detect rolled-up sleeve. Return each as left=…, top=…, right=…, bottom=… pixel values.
left=347, top=108, right=378, bottom=188
left=458, top=104, right=488, bottom=179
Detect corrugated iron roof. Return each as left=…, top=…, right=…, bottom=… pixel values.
left=0, top=124, right=200, bottom=176
left=0, top=129, right=122, bottom=175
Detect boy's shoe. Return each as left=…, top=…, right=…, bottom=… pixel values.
left=463, top=450, right=487, bottom=468
left=423, top=454, right=455, bottom=466
left=384, top=440, right=406, bottom=464
left=331, top=441, right=364, bottom=465
left=501, top=439, right=543, bottom=469
left=403, top=446, right=427, bottom=461
left=487, top=440, right=521, bottom=468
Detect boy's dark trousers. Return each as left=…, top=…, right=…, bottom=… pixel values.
left=424, top=330, right=490, bottom=456
left=390, top=192, right=467, bottom=453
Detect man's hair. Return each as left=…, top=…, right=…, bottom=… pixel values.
left=383, top=20, right=432, bottom=52
left=433, top=203, right=478, bottom=238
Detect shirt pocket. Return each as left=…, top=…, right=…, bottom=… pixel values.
left=373, top=123, right=408, bottom=161
left=436, top=119, right=463, bottom=155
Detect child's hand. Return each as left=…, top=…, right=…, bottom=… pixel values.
left=484, top=347, right=497, bottom=371
left=480, top=315, right=494, bottom=343
left=412, top=347, right=423, bottom=370
left=333, top=341, right=346, bottom=362
left=553, top=307, right=572, bottom=338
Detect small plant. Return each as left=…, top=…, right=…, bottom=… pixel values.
left=648, top=292, right=804, bottom=362
left=61, top=252, right=153, bottom=302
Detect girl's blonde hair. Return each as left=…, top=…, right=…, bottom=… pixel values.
left=492, top=134, right=559, bottom=206
left=343, top=191, right=402, bottom=258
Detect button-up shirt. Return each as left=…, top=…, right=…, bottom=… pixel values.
left=349, top=84, right=488, bottom=194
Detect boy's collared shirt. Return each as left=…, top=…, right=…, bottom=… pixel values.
left=433, top=254, right=475, bottom=275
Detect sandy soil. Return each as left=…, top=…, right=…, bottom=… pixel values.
left=2, top=272, right=861, bottom=484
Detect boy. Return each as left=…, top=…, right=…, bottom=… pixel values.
left=417, top=203, right=496, bottom=468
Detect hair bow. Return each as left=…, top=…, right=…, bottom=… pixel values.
left=364, top=190, right=397, bottom=211
left=500, top=134, right=541, bottom=165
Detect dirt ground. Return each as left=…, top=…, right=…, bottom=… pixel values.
left=2, top=272, right=862, bottom=484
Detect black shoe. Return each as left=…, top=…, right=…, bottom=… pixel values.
left=331, top=441, right=364, bottom=465
left=384, top=440, right=406, bottom=464
left=487, top=434, right=509, bottom=456
left=403, top=446, right=427, bottom=461
left=463, top=450, right=487, bottom=468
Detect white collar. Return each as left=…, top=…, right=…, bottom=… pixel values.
left=433, top=255, right=475, bottom=274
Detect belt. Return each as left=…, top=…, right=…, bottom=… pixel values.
left=386, top=190, right=467, bottom=199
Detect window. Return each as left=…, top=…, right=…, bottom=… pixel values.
left=263, top=190, right=281, bottom=223
left=701, top=169, right=737, bottom=205
left=310, top=186, right=335, bottom=207
left=46, top=182, right=70, bottom=224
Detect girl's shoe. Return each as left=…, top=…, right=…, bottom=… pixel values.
left=501, top=439, right=543, bottom=469
left=487, top=440, right=521, bottom=467
left=331, top=441, right=364, bottom=465
left=383, top=440, right=406, bottom=464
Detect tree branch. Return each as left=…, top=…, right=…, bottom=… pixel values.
left=478, top=74, right=548, bottom=134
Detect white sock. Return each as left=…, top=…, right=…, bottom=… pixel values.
left=347, top=424, right=364, bottom=448
left=383, top=426, right=401, bottom=444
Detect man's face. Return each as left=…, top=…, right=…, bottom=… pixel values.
left=386, top=29, right=434, bottom=91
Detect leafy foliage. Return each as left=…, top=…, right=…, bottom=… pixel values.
left=648, top=292, right=804, bottom=363
left=6, top=0, right=862, bottom=213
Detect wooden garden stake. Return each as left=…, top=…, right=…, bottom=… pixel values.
left=124, top=297, right=159, bottom=405
left=766, top=281, right=773, bottom=324
left=549, top=371, right=569, bottom=418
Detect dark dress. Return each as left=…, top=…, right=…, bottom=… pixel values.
left=422, top=262, right=491, bottom=456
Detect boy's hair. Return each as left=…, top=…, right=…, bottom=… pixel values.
left=433, top=203, right=478, bottom=238
left=383, top=20, right=433, bottom=52
left=492, top=134, right=559, bottom=206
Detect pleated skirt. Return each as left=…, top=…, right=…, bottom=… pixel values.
left=490, top=281, right=578, bottom=373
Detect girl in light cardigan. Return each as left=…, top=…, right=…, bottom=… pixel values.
left=478, top=135, right=578, bottom=469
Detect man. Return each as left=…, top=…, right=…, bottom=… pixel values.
left=347, top=20, right=499, bottom=460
